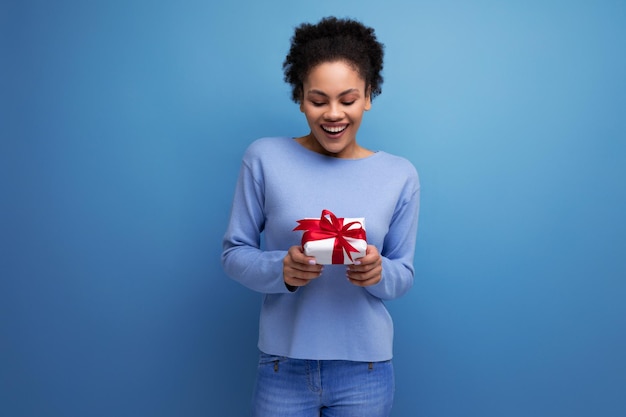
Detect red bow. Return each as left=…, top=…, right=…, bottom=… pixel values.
left=293, top=209, right=367, bottom=264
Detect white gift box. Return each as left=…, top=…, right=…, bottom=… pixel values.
left=299, top=215, right=367, bottom=265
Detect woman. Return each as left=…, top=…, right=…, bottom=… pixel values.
left=221, top=16, right=420, bottom=417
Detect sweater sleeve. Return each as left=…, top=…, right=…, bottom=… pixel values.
left=221, top=157, right=292, bottom=294
left=366, top=171, right=420, bottom=300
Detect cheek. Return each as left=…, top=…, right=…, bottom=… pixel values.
left=303, top=114, right=318, bottom=128
left=349, top=110, right=365, bottom=122
left=303, top=109, right=321, bottom=123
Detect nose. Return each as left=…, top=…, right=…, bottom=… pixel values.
left=324, top=102, right=343, bottom=120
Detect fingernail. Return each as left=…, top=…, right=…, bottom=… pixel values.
left=308, top=259, right=317, bottom=265
left=353, top=260, right=362, bottom=265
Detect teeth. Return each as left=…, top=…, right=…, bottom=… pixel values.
left=323, top=125, right=347, bottom=133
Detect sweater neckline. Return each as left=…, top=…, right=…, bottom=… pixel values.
left=288, top=136, right=381, bottom=162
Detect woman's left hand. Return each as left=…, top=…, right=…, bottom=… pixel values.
left=346, top=245, right=382, bottom=287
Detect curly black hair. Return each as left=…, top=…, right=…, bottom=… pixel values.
left=282, top=16, right=384, bottom=103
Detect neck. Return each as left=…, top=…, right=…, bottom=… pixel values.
left=297, top=134, right=373, bottom=159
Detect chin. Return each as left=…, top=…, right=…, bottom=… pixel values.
left=320, top=141, right=347, bottom=153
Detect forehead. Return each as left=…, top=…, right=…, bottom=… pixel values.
left=304, top=61, right=366, bottom=91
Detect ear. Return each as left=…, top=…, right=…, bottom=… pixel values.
left=364, top=85, right=372, bottom=111
left=298, top=87, right=305, bottom=112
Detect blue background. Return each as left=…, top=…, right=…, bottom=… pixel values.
left=2, top=1, right=625, bottom=416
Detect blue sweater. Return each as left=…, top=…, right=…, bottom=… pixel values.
left=221, top=137, right=420, bottom=361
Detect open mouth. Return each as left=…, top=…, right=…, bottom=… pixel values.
left=322, top=125, right=348, bottom=135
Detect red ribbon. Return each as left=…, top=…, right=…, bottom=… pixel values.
left=293, top=209, right=367, bottom=264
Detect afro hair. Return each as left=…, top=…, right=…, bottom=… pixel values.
left=282, top=16, right=385, bottom=103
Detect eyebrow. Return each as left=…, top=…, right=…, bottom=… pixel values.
left=306, top=88, right=360, bottom=98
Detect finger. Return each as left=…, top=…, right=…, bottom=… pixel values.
left=285, top=259, right=323, bottom=275
left=347, top=257, right=381, bottom=273
left=351, top=245, right=380, bottom=266
left=284, top=263, right=324, bottom=287
left=347, top=274, right=381, bottom=287
left=285, top=272, right=322, bottom=287
left=346, top=262, right=382, bottom=286
left=287, top=276, right=314, bottom=287
left=347, top=269, right=379, bottom=282
left=289, top=265, right=324, bottom=278
left=287, top=246, right=320, bottom=268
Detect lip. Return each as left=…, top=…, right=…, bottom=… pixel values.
left=321, top=124, right=349, bottom=138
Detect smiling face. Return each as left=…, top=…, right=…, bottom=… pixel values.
left=298, top=61, right=372, bottom=159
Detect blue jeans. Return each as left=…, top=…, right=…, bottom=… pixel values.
left=251, top=352, right=394, bottom=417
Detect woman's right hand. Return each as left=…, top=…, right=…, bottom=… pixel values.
left=283, top=245, right=323, bottom=288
